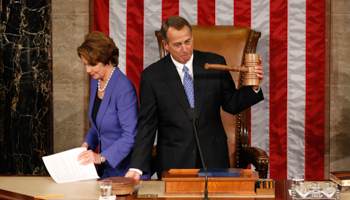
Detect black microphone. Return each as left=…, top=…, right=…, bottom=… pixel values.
left=187, top=108, right=209, bottom=200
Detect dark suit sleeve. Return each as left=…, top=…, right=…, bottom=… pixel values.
left=220, top=59, right=264, bottom=115
left=130, top=71, right=158, bottom=174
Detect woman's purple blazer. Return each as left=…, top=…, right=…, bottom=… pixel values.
left=83, top=67, right=139, bottom=178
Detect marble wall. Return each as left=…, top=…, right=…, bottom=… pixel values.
left=51, top=0, right=92, bottom=153
left=329, top=0, right=350, bottom=172
left=0, top=0, right=52, bottom=174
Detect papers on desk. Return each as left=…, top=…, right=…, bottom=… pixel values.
left=43, top=147, right=100, bottom=183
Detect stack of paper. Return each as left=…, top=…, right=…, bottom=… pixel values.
left=43, top=147, right=100, bottom=183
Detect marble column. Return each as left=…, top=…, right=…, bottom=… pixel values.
left=0, top=0, right=52, bottom=174
left=330, top=0, right=350, bottom=172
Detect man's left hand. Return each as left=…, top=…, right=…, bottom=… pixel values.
left=252, top=58, right=264, bottom=91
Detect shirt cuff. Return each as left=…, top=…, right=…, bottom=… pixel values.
left=253, top=86, right=260, bottom=93
left=129, top=168, right=143, bottom=175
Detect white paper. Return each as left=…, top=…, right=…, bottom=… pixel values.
left=43, top=147, right=100, bottom=183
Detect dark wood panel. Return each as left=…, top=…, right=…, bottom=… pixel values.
left=0, top=189, right=35, bottom=200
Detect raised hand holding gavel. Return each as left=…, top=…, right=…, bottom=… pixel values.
left=205, top=53, right=264, bottom=89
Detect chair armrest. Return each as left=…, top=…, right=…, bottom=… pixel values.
left=243, top=146, right=269, bottom=161
left=240, top=146, right=269, bottom=178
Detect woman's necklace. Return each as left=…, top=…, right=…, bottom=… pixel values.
left=98, top=67, right=116, bottom=92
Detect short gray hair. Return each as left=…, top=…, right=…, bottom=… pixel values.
left=160, top=16, right=192, bottom=44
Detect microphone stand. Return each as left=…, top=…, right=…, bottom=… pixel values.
left=188, top=108, right=209, bottom=199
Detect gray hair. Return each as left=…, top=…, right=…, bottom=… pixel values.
left=160, top=16, right=192, bottom=44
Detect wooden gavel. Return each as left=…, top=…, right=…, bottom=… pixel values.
left=205, top=53, right=260, bottom=86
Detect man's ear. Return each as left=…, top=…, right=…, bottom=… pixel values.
left=162, top=40, right=169, bottom=51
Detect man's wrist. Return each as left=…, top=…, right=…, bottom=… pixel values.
left=253, top=86, right=260, bottom=93
left=129, top=168, right=143, bottom=175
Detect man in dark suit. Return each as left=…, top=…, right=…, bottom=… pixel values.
left=125, top=16, right=264, bottom=180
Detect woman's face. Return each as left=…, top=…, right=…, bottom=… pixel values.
left=81, top=55, right=108, bottom=80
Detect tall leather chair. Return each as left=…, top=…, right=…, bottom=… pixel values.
left=154, top=25, right=269, bottom=178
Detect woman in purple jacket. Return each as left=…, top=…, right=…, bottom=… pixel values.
left=76, top=31, right=149, bottom=179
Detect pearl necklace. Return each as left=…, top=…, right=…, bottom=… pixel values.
left=98, top=67, right=116, bottom=92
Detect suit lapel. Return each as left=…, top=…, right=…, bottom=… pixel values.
left=163, top=55, right=192, bottom=112
left=192, top=50, right=207, bottom=117
left=96, top=67, right=121, bottom=130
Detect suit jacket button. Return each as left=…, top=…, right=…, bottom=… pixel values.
left=193, top=150, right=196, bottom=154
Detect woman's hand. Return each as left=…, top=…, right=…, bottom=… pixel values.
left=77, top=149, right=100, bottom=165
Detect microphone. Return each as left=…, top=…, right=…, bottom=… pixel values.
left=187, top=108, right=209, bottom=199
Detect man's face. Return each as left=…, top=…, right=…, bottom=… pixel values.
left=162, top=26, right=194, bottom=65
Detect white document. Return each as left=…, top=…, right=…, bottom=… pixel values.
left=43, top=147, right=100, bottom=183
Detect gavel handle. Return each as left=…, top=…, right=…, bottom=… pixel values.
left=204, top=63, right=249, bottom=72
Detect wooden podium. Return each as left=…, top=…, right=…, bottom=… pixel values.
left=162, top=169, right=265, bottom=196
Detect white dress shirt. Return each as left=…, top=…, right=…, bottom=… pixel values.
left=171, top=54, right=194, bottom=84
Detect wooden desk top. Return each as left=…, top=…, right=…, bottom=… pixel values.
left=125, top=179, right=287, bottom=200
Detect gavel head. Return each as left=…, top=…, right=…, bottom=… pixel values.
left=244, top=53, right=260, bottom=86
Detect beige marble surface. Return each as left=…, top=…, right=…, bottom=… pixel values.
left=52, top=0, right=91, bottom=153
left=0, top=176, right=100, bottom=199
left=329, top=0, right=350, bottom=173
